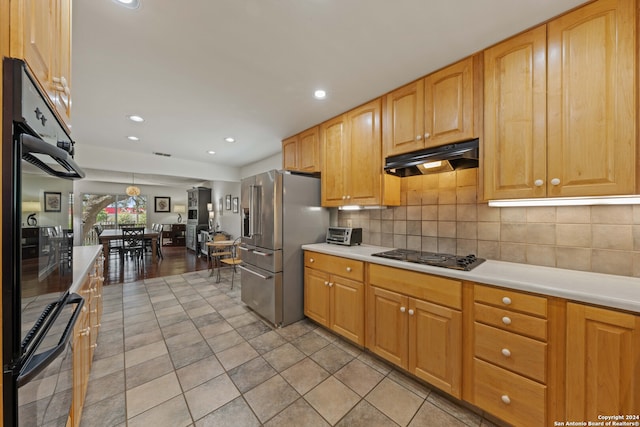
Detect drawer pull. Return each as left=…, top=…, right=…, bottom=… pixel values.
left=502, top=297, right=512, bottom=305
left=80, top=327, right=91, bottom=336
left=324, top=281, right=329, bottom=286
left=309, top=258, right=314, bottom=263
left=328, top=282, right=333, bottom=287
left=346, top=267, right=352, bottom=272
left=501, top=348, right=511, bottom=357
left=501, top=395, right=511, bottom=405
left=408, top=309, right=415, bottom=315
left=400, top=306, right=406, bottom=313
left=502, top=316, right=512, bottom=325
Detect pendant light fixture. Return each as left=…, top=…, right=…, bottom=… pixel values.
left=126, top=173, right=141, bottom=197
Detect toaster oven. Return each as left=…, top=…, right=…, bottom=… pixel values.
left=326, top=227, right=362, bottom=246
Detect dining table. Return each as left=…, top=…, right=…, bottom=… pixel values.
left=205, top=239, right=238, bottom=281
left=97, top=228, right=160, bottom=272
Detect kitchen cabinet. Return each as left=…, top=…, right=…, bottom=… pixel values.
left=10, top=0, right=73, bottom=129
left=367, top=264, right=462, bottom=397
left=304, top=251, right=365, bottom=345
left=282, top=126, right=320, bottom=173
left=321, top=98, right=400, bottom=207
left=383, top=55, right=481, bottom=157
left=484, top=0, right=636, bottom=200
left=70, top=254, right=104, bottom=427
left=565, top=303, right=640, bottom=420
left=469, top=284, right=561, bottom=427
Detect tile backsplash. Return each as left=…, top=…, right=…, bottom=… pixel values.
left=338, top=169, right=640, bottom=278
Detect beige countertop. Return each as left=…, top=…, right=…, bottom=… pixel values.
left=302, top=243, right=640, bottom=314
left=69, top=245, right=102, bottom=295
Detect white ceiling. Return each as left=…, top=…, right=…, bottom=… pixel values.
left=71, top=0, right=588, bottom=184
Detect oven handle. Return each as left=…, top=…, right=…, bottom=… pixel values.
left=17, top=293, right=85, bottom=387
left=21, top=133, right=85, bottom=180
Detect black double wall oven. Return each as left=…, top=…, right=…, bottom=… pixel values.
left=2, top=58, right=85, bottom=426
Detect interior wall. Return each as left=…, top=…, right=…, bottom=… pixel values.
left=211, top=181, right=241, bottom=238
left=240, top=152, right=282, bottom=179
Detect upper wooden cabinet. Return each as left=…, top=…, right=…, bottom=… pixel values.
left=484, top=0, right=636, bottom=200
left=10, top=0, right=72, bottom=130
left=282, top=126, right=321, bottom=173
left=383, top=55, right=481, bottom=157
left=321, top=99, right=400, bottom=207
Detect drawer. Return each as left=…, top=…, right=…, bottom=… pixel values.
left=368, top=264, right=461, bottom=309
left=474, top=322, right=547, bottom=383
left=473, top=358, right=546, bottom=427
left=474, top=284, right=547, bottom=317
left=305, top=251, right=364, bottom=281
left=474, top=303, right=547, bottom=341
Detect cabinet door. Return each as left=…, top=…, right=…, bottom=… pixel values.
left=483, top=25, right=547, bottom=200
left=330, top=276, right=364, bottom=345
left=321, top=115, right=348, bottom=206
left=367, top=286, right=408, bottom=368
left=383, top=79, right=425, bottom=156
left=566, top=303, right=640, bottom=420
left=347, top=98, right=382, bottom=206
left=53, top=0, right=71, bottom=127
left=424, top=56, right=475, bottom=148
left=547, top=0, right=636, bottom=197
left=282, top=135, right=298, bottom=171
left=304, top=268, right=330, bottom=327
left=409, top=298, right=462, bottom=398
left=298, top=126, right=320, bottom=173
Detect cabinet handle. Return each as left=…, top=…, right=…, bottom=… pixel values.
left=309, top=258, right=314, bottom=263
left=550, top=178, right=561, bottom=186
left=82, top=306, right=87, bottom=313
left=342, top=196, right=347, bottom=200
left=346, top=267, right=352, bottom=272
left=400, top=306, right=406, bottom=313
left=534, top=179, right=544, bottom=187
left=502, top=297, right=512, bottom=305
left=416, top=135, right=422, bottom=140
left=80, top=327, right=91, bottom=336
left=424, top=132, right=430, bottom=139
left=324, top=281, right=329, bottom=286
left=328, top=282, right=333, bottom=287
left=501, top=348, right=511, bottom=357
left=91, top=344, right=98, bottom=349
left=502, top=316, right=512, bottom=325
left=501, top=395, right=511, bottom=405
left=346, top=195, right=351, bottom=199
left=408, top=309, right=415, bottom=315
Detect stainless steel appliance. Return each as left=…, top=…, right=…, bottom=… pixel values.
left=2, top=58, right=85, bottom=426
left=326, top=227, right=362, bottom=246
left=384, top=138, right=479, bottom=177
left=371, top=249, right=486, bottom=271
left=240, top=170, right=329, bottom=327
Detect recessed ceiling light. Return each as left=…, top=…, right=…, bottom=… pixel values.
left=314, top=89, right=327, bottom=99
left=207, top=150, right=216, bottom=155
left=128, top=115, right=144, bottom=122
left=224, top=137, right=235, bottom=143
left=127, top=136, right=140, bottom=141
left=113, top=0, right=140, bottom=9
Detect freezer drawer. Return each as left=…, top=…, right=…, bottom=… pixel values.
left=240, top=264, right=283, bottom=326
left=240, top=245, right=282, bottom=273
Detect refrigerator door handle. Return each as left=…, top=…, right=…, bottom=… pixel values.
left=248, top=185, right=254, bottom=237
left=252, top=250, right=271, bottom=257
left=253, top=185, right=262, bottom=237
left=239, top=265, right=272, bottom=280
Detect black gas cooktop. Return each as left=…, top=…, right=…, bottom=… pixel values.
left=371, top=249, right=485, bottom=271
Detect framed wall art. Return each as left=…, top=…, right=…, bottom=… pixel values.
left=154, top=196, right=171, bottom=212
left=44, top=192, right=62, bottom=212
left=232, top=197, right=239, bottom=213
left=225, top=194, right=231, bottom=210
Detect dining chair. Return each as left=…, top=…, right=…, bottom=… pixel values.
left=122, top=226, right=145, bottom=266
left=155, top=224, right=164, bottom=259
left=219, top=236, right=242, bottom=288
left=209, top=234, right=232, bottom=282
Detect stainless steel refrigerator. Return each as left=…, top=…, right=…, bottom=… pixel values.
left=240, top=170, right=329, bottom=327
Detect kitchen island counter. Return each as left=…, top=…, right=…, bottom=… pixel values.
left=302, top=243, right=640, bottom=314
left=69, top=245, right=102, bottom=295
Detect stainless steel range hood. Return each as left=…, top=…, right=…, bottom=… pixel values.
left=384, top=138, right=479, bottom=177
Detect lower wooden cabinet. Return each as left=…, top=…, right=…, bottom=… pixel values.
left=565, top=303, right=640, bottom=420
left=69, top=254, right=104, bottom=427
left=367, top=264, right=462, bottom=397
left=304, top=252, right=365, bottom=345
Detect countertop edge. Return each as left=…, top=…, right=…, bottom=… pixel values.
left=70, top=245, right=103, bottom=295
left=302, top=243, right=640, bottom=314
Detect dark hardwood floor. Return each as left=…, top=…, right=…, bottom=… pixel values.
left=103, top=245, right=209, bottom=285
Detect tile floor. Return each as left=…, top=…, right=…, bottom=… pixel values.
left=81, top=269, right=507, bottom=427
